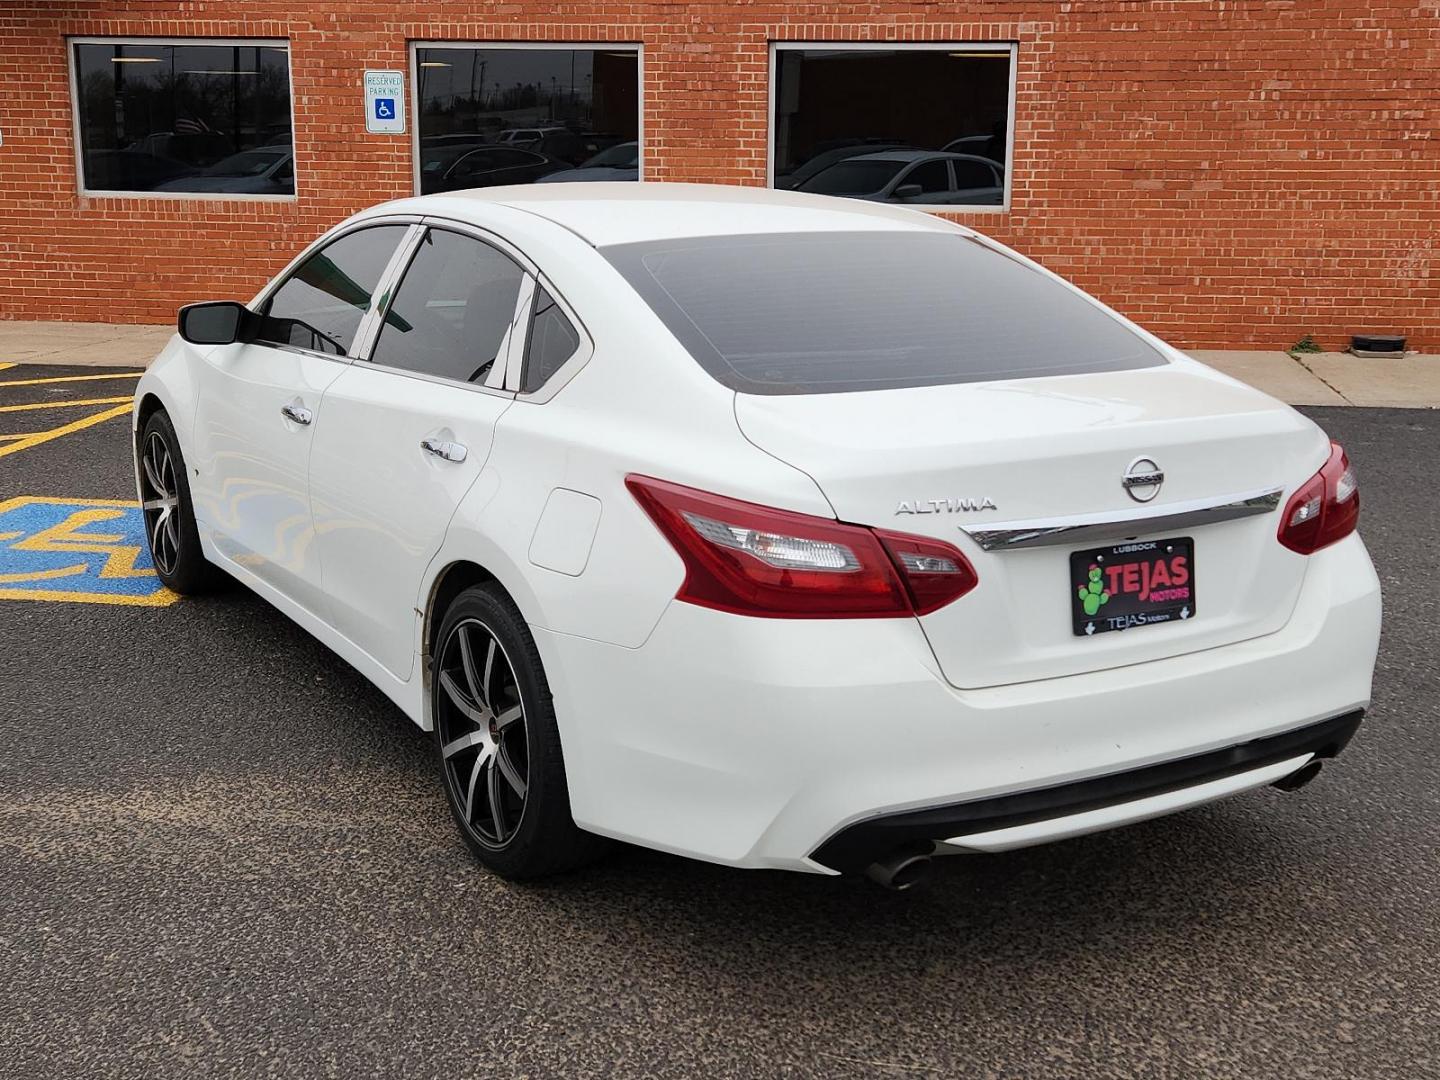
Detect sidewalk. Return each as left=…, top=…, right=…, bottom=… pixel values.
left=0, top=321, right=172, bottom=368
left=1, top=320, right=1437, bottom=407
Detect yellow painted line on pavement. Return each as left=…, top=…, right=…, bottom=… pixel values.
left=0, top=403, right=133, bottom=460
left=0, top=395, right=133, bottom=414
left=0, top=586, right=177, bottom=607
left=0, top=363, right=17, bottom=371
left=0, top=371, right=143, bottom=388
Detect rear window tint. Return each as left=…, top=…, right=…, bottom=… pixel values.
left=600, top=231, right=1166, bottom=395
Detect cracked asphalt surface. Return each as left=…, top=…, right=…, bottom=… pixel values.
left=2, top=367, right=1437, bottom=1078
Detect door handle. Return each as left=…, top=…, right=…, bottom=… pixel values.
left=280, top=403, right=313, bottom=426
left=420, top=437, right=468, bottom=463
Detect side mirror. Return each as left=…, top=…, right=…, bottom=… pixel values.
left=178, top=301, right=249, bottom=345
left=893, top=183, right=923, bottom=200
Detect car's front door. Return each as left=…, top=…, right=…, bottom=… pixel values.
left=308, top=224, right=529, bottom=679
left=188, top=222, right=412, bottom=617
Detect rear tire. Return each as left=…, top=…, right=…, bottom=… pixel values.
left=138, top=410, right=225, bottom=595
left=432, top=584, right=609, bottom=880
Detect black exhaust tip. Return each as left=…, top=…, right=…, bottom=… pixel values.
left=864, top=849, right=933, bottom=891
left=1272, top=760, right=1324, bottom=792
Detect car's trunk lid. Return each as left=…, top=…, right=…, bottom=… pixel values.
left=734, top=363, right=1327, bottom=689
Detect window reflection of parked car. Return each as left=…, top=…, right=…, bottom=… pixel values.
left=941, top=136, right=993, bottom=155
left=126, top=131, right=233, bottom=168
left=82, top=149, right=198, bottom=191
left=492, top=126, right=568, bottom=149
left=419, top=137, right=491, bottom=190
left=536, top=141, right=639, bottom=183
left=797, top=151, right=1004, bottom=206
left=154, top=148, right=294, bottom=195
left=531, top=131, right=625, bottom=167
left=775, top=142, right=917, bottom=190
left=426, top=146, right=565, bottom=193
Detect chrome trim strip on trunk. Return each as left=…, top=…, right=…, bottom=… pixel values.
left=962, top=487, right=1284, bottom=552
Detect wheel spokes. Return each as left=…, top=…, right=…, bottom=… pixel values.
left=141, top=433, right=182, bottom=575
left=439, top=670, right=489, bottom=727
left=441, top=729, right=487, bottom=759
left=486, top=756, right=508, bottom=840
left=481, top=638, right=496, bottom=708
left=142, top=453, right=168, bottom=498
left=437, top=617, right=530, bottom=849
left=496, top=744, right=526, bottom=798
left=463, top=744, right=493, bottom=823
left=456, top=627, right=482, bottom=704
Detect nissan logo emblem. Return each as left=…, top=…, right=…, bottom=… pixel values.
left=1123, top=457, right=1164, bottom=502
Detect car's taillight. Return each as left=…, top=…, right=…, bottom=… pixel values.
left=1278, top=441, right=1360, bottom=554
left=626, top=475, right=978, bottom=619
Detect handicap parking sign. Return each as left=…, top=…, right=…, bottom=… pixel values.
left=363, top=70, right=406, bottom=134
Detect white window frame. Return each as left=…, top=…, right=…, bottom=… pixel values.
left=767, top=41, right=1017, bottom=214
left=407, top=41, right=644, bottom=196
left=66, top=36, right=298, bottom=201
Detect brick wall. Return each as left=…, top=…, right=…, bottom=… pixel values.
left=1, top=1, right=1436, bottom=350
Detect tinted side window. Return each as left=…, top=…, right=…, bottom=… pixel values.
left=371, top=229, right=525, bottom=383
left=258, top=226, right=407, bottom=356
left=522, top=288, right=582, bottom=393
left=906, top=160, right=949, bottom=194
left=954, top=160, right=998, bottom=189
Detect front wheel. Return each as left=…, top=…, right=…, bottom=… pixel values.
left=432, top=584, right=608, bottom=879
left=138, top=410, right=224, bottom=595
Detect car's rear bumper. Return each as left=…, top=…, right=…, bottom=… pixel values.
left=810, top=709, right=1361, bottom=873
left=533, top=532, right=1380, bottom=874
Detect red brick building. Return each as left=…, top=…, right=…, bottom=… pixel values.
left=2, top=2, right=1436, bottom=350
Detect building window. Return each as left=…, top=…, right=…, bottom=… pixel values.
left=771, top=44, right=1014, bottom=209
left=413, top=45, right=640, bottom=195
left=70, top=39, right=294, bottom=197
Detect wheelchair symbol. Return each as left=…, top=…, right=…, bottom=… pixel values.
left=374, top=97, right=396, bottom=121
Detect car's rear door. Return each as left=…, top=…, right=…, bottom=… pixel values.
left=188, top=221, right=412, bottom=617
left=307, top=223, right=530, bottom=680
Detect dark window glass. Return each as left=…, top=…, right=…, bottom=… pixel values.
left=800, top=160, right=902, bottom=196
left=522, top=288, right=582, bottom=392
left=601, top=231, right=1166, bottom=395
left=906, top=160, right=950, bottom=194
left=953, top=159, right=997, bottom=189
left=415, top=47, right=640, bottom=194
left=258, top=226, right=408, bottom=356
left=773, top=48, right=1011, bottom=206
left=371, top=229, right=525, bottom=384
left=72, top=41, right=294, bottom=195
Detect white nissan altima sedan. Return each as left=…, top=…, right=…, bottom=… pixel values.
left=133, top=183, right=1381, bottom=888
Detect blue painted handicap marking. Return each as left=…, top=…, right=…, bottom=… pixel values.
left=0, top=496, right=178, bottom=606
left=373, top=98, right=396, bottom=120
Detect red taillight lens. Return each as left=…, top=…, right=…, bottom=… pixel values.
left=626, top=475, right=978, bottom=619
left=874, top=528, right=982, bottom=615
left=1278, top=441, right=1360, bottom=554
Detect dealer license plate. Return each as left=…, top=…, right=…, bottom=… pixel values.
left=1071, top=537, right=1195, bottom=636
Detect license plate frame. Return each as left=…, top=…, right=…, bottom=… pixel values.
left=1070, top=537, right=1196, bottom=637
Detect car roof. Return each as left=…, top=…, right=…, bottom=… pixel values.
left=843, top=150, right=997, bottom=165
left=375, top=181, right=971, bottom=247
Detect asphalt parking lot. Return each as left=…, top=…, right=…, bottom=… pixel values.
left=2, top=363, right=1437, bottom=1078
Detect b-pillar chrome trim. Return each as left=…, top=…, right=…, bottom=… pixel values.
left=962, top=488, right=1284, bottom=552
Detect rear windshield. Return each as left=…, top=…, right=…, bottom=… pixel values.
left=600, top=231, right=1167, bottom=395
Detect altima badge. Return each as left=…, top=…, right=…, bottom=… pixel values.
left=1123, top=457, right=1165, bottom=503
left=895, top=497, right=997, bottom=515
